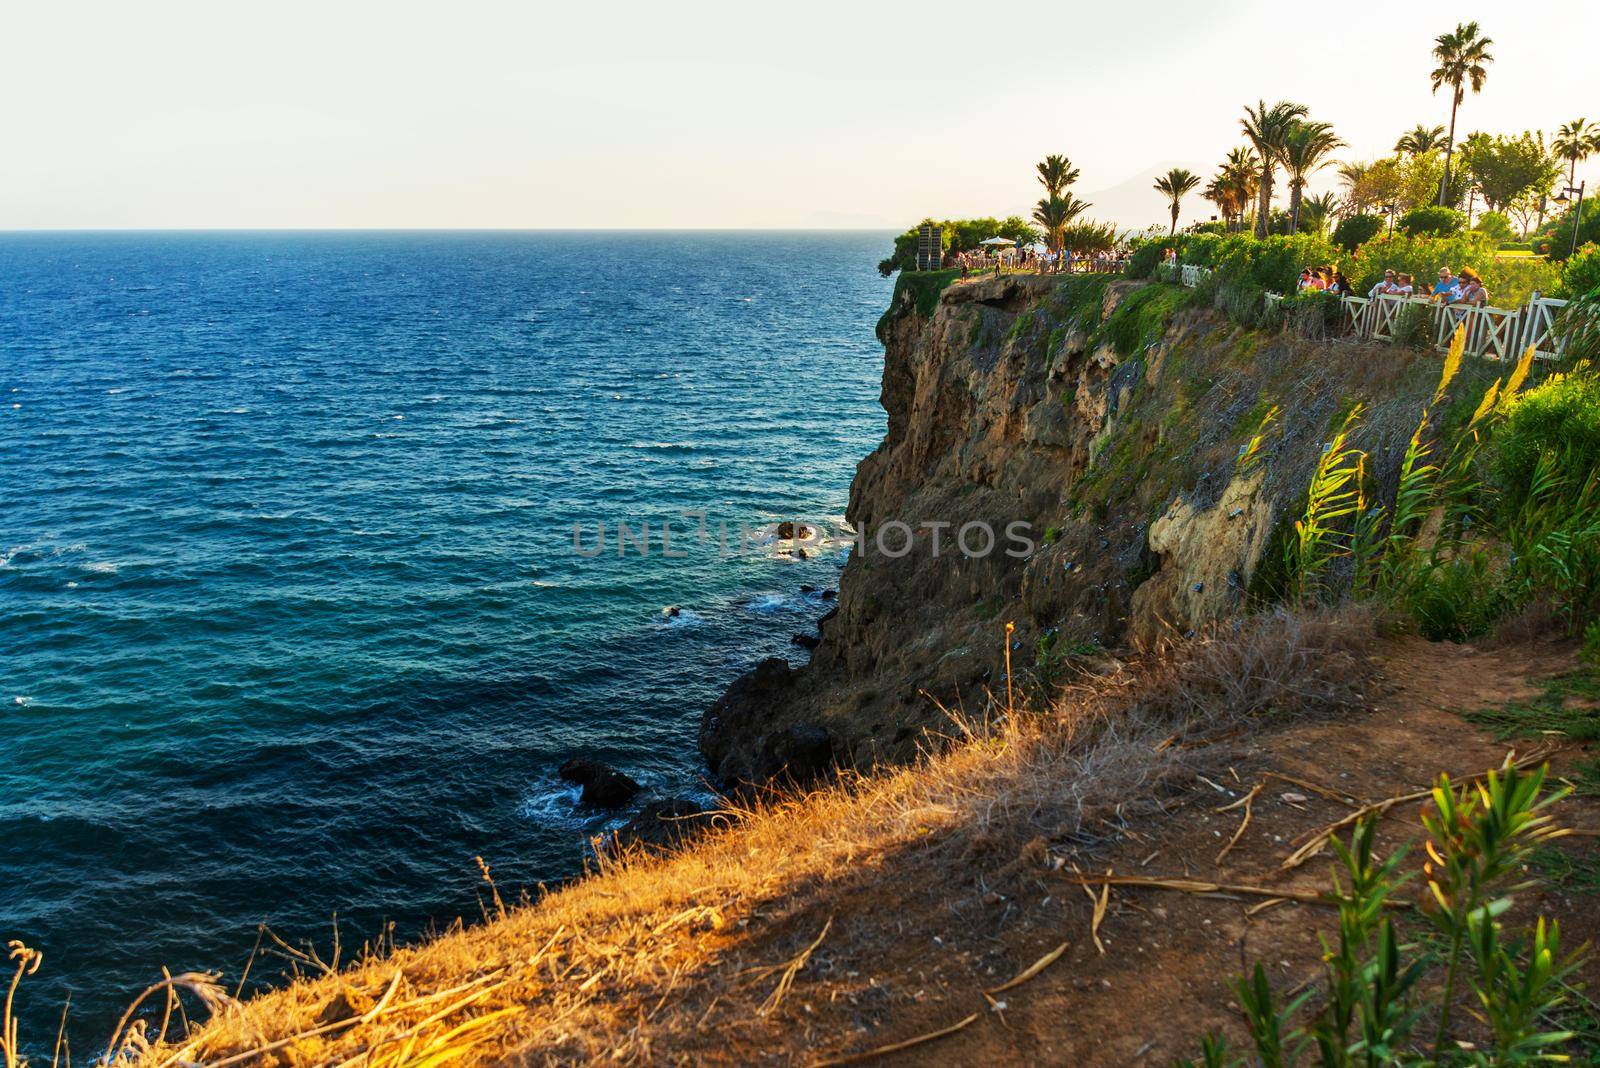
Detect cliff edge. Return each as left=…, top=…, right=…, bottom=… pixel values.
left=702, top=272, right=1448, bottom=784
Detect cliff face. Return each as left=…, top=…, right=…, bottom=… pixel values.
left=701, top=274, right=1442, bottom=784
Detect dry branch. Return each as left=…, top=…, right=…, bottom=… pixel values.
left=811, top=1011, right=982, bottom=1066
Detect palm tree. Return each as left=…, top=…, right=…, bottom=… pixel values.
left=1202, top=177, right=1233, bottom=228
left=1220, top=147, right=1260, bottom=230
left=1035, top=155, right=1081, bottom=200
left=1430, top=21, right=1494, bottom=206
left=1032, top=193, right=1090, bottom=253
left=1394, top=124, right=1446, bottom=158
left=1553, top=118, right=1600, bottom=190
left=1281, top=120, right=1345, bottom=233
left=1337, top=161, right=1373, bottom=214
left=1299, top=192, right=1340, bottom=235
left=1153, top=168, right=1201, bottom=236
left=1240, top=100, right=1309, bottom=237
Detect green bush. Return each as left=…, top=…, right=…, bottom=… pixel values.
left=1331, top=213, right=1383, bottom=252
left=1538, top=204, right=1600, bottom=262
left=1556, top=243, right=1600, bottom=299
left=1209, top=233, right=1346, bottom=294
left=1474, top=210, right=1516, bottom=244
left=1492, top=372, right=1600, bottom=511
left=1400, top=205, right=1466, bottom=237
left=1391, top=302, right=1435, bottom=348
left=1099, top=283, right=1189, bottom=356
left=1282, top=288, right=1343, bottom=339
left=1407, top=551, right=1504, bottom=641
left=1124, top=236, right=1179, bottom=280
left=1350, top=234, right=1559, bottom=305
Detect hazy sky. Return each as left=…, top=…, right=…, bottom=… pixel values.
left=4, top=0, right=1597, bottom=230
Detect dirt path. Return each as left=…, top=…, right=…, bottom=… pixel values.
left=765, top=638, right=1600, bottom=1067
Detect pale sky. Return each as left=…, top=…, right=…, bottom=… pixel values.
left=4, top=0, right=1597, bottom=230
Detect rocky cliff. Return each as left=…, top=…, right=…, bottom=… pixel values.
left=701, top=273, right=1447, bottom=784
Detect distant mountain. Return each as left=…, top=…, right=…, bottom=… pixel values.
left=1079, top=162, right=1209, bottom=234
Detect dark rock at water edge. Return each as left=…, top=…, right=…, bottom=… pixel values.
left=775, top=521, right=813, bottom=540
left=557, top=757, right=643, bottom=807
left=700, top=658, right=835, bottom=784
left=614, top=798, right=720, bottom=850
left=791, top=633, right=820, bottom=649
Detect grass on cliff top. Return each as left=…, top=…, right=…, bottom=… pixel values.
left=92, top=609, right=1375, bottom=1067
left=893, top=268, right=962, bottom=317
left=1100, top=283, right=1191, bottom=358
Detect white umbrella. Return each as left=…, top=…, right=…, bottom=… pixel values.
left=979, top=236, right=1015, bottom=247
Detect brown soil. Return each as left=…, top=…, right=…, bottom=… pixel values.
left=800, top=637, right=1600, bottom=1067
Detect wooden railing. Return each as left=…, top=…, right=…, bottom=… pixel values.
left=1162, top=263, right=1575, bottom=362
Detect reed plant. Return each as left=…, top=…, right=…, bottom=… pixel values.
left=1177, top=762, right=1585, bottom=1067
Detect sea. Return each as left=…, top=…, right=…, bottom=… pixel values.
left=0, top=231, right=892, bottom=1047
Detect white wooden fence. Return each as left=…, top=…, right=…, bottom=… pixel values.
left=1161, top=263, right=1575, bottom=361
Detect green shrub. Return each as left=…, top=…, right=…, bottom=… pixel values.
left=1210, top=233, right=1346, bottom=294
left=1283, top=288, right=1343, bottom=339
left=1474, top=210, right=1516, bottom=244
left=1124, top=237, right=1178, bottom=280
left=1538, top=204, right=1600, bottom=262
left=1099, top=283, right=1189, bottom=356
left=1392, top=301, right=1435, bottom=348
left=1406, top=551, right=1504, bottom=641
left=1556, top=243, right=1600, bottom=299
left=1400, top=205, right=1466, bottom=237
left=1492, top=372, right=1600, bottom=510
left=1331, top=213, right=1383, bottom=252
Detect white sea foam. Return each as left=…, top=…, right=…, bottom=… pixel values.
left=654, top=607, right=704, bottom=629
left=13, top=696, right=31, bottom=707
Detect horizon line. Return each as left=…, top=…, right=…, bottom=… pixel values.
left=0, top=226, right=907, bottom=234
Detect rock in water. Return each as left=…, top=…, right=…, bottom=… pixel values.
left=775, top=521, right=813, bottom=540
left=791, top=633, right=820, bottom=649
left=557, top=757, right=642, bottom=807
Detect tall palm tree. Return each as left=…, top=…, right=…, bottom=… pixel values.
left=1153, top=168, right=1201, bottom=236
left=1553, top=118, right=1600, bottom=190
left=1281, top=120, right=1345, bottom=233
left=1035, top=155, right=1081, bottom=200
left=1394, top=124, right=1446, bottom=158
left=1221, top=147, right=1260, bottom=230
left=1430, top=21, right=1494, bottom=206
left=1299, top=192, right=1340, bottom=236
left=1240, top=100, right=1309, bottom=237
left=1032, top=193, right=1090, bottom=252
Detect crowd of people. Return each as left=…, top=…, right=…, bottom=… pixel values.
left=1295, top=263, right=1489, bottom=307
left=954, top=246, right=1125, bottom=278
left=1362, top=265, right=1489, bottom=307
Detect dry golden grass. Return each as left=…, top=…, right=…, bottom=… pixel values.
left=50, top=606, right=1379, bottom=1067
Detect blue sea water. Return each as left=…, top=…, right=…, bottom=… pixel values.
left=0, top=231, right=891, bottom=1044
